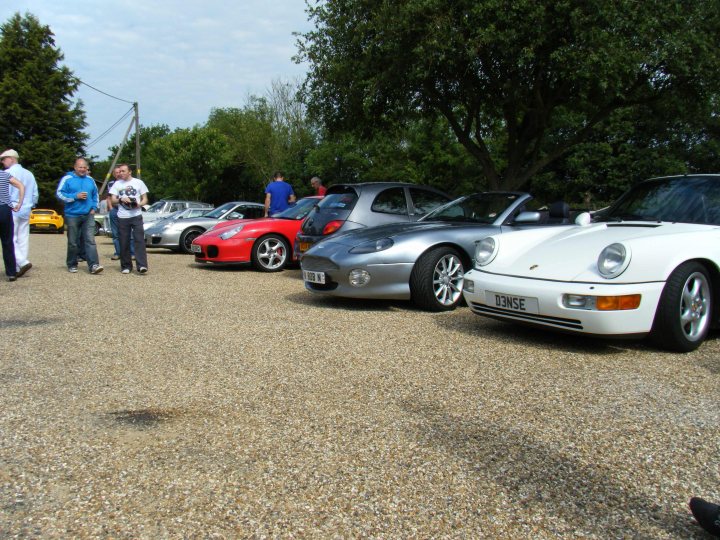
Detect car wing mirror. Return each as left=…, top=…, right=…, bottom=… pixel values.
left=514, top=211, right=541, bottom=223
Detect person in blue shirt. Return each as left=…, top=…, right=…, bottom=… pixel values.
left=56, top=158, right=103, bottom=274
left=264, top=171, right=295, bottom=217
left=1, top=149, right=38, bottom=278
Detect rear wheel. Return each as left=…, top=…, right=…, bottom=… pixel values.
left=251, top=234, right=289, bottom=272
left=650, top=262, right=712, bottom=352
left=410, top=247, right=465, bottom=311
left=94, top=221, right=100, bottom=236
left=180, top=228, right=204, bottom=254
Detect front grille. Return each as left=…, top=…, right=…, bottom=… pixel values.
left=469, top=302, right=584, bottom=330
left=151, top=237, right=162, bottom=245
left=207, top=245, right=219, bottom=258
left=301, top=256, right=339, bottom=272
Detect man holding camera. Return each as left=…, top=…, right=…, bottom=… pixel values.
left=109, top=163, right=149, bottom=274
left=56, top=158, right=103, bottom=274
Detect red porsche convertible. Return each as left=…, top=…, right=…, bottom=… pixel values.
left=191, top=196, right=322, bottom=272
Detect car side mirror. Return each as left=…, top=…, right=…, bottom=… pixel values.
left=514, top=211, right=541, bottom=223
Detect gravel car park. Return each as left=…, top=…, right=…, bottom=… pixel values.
left=2, top=234, right=718, bottom=538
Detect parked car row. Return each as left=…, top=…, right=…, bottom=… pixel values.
left=143, top=176, right=720, bottom=353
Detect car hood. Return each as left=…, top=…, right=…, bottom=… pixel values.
left=485, top=221, right=719, bottom=282
left=327, top=221, right=464, bottom=246
left=203, top=218, right=276, bottom=237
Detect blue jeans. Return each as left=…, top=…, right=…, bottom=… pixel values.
left=66, top=213, right=99, bottom=269
left=110, top=207, right=134, bottom=256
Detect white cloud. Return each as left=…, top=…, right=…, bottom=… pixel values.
left=6, top=0, right=313, bottom=157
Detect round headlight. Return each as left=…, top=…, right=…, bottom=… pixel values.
left=474, top=237, right=498, bottom=267
left=597, top=243, right=630, bottom=278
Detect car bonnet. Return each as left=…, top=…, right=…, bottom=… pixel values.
left=482, top=222, right=716, bottom=282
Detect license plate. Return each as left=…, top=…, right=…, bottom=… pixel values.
left=486, top=291, right=539, bottom=314
left=191, top=244, right=201, bottom=253
left=299, top=242, right=312, bottom=253
left=303, top=270, right=325, bottom=284
left=36, top=223, right=49, bottom=228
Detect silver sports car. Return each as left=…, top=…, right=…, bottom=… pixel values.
left=145, top=201, right=264, bottom=253
left=300, top=192, right=573, bottom=311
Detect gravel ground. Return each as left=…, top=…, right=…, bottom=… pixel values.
left=1, top=233, right=719, bottom=538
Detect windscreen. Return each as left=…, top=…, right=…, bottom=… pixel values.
left=422, top=193, right=521, bottom=224
left=602, top=177, right=720, bottom=225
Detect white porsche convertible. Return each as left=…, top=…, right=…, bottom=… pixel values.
left=462, top=174, right=720, bottom=352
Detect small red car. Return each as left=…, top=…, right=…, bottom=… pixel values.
left=192, top=196, right=322, bottom=272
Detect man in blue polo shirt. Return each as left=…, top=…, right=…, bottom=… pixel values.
left=264, top=171, right=295, bottom=217
left=56, top=158, right=103, bottom=274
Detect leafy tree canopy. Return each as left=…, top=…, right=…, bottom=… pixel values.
left=297, top=0, right=720, bottom=191
left=0, top=12, right=86, bottom=206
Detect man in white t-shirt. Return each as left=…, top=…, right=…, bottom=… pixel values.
left=109, top=163, right=149, bottom=274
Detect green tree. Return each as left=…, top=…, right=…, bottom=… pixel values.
left=0, top=12, right=86, bottom=206
left=297, top=0, right=720, bottom=191
left=142, top=126, right=233, bottom=203
left=208, top=81, right=318, bottom=199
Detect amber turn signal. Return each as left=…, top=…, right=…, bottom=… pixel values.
left=596, top=294, right=641, bottom=311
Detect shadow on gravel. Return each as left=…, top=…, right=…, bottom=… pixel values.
left=398, top=398, right=693, bottom=537
left=437, top=310, right=662, bottom=357
left=0, top=318, right=59, bottom=328
left=284, top=291, right=416, bottom=312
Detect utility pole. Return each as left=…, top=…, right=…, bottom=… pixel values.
left=134, top=102, right=141, bottom=179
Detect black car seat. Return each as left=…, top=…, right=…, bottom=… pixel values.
left=547, top=201, right=571, bottom=224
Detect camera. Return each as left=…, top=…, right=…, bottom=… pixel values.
left=125, top=197, right=139, bottom=208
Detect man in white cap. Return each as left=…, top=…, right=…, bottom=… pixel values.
left=0, top=149, right=38, bottom=277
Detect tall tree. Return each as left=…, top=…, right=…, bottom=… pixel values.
left=297, top=0, right=720, bottom=191
left=0, top=12, right=87, bottom=206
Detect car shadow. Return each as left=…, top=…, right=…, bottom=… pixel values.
left=396, top=397, right=694, bottom=537
left=437, top=309, right=657, bottom=356
left=285, top=291, right=415, bottom=312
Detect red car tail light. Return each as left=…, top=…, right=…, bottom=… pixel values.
left=322, top=220, right=343, bottom=235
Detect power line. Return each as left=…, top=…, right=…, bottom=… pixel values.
left=85, top=106, right=135, bottom=149
left=78, top=79, right=135, bottom=104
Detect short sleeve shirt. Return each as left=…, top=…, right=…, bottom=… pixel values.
left=110, top=177, right=149, bottom=219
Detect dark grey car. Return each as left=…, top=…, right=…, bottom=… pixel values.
left=300, top=192, right=572, bottom=311
left=295, top=182, right=452, bottom=257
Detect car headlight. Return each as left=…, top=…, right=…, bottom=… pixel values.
left=219, top=225, right=245, bottom=240
left=597, top=243, right=630, bottom=278
left=349, top=238, right=394, bottom=254
left=474, top=237, right=498, bottom=267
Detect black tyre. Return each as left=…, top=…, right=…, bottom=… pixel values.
left=57, top=225, right=64, bottom=234
left=650, top=262, right=713, bottom=352
left=410, top=246, right=465, bottom=311
left=94, top=221, right=100, bottom=236
left=180, top=228, right=204, bottom=254
left=251, top=234, right=289, bottom=272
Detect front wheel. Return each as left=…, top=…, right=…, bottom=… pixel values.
left=651, top=262, right=713, bottom=352
left=180, top=228, right=203, bottom=254
left=410, top=247, right=465, bottom=311
left=251, top=234, right=289, bottom=272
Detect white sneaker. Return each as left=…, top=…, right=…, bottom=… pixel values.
left=138, top=267, right=148, bottom=274
left=121, top=268, right=130, bottom=274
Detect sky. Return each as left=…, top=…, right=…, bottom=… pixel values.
left=8, top=0, right=315, bottom=158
